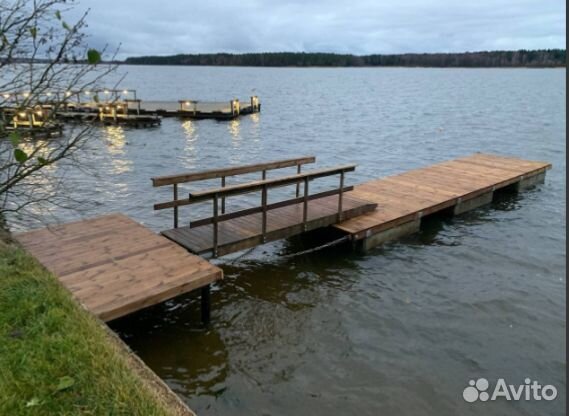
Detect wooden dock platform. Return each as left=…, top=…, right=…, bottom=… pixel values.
left=334, top=153, right=552, bottom=249
left=128, top=97, right=260, bottom=120
left=153, top=153, right=551, bottom=257
left=14, top=214, right=222, bottom=322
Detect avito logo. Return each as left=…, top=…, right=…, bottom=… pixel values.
left=463, top=378, right=558, bottom=403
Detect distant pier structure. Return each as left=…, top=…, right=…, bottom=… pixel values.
left=0, top=88, right=261, bottom=135
left=127, top=95, right=261, bottom=120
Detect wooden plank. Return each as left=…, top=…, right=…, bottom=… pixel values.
left=188, top=164, right=356, bottom=201
left=189, top=186, right=354, bottom=228
left=468, top=153, right=552, bottom=170
left=152, top=156, right=316, bottom=186
left=93, top=268, right=218, bottom=322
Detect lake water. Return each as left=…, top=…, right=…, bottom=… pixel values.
left=17, top=66, right=567, bottom=415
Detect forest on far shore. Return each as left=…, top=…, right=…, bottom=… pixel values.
left=124, top=49, right=566, bottom=67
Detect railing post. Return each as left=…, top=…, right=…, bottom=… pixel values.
left=303, top=177, right=309, bottom=230
left=221, top=176, right=226, bottom=214
left=213, top=194, right=219, bottom=257
left=261, top=184, right=268, bottom=242
left=296, top=164, right=302, bottom=197
left=173, top=184, right=179, bottom=228
left=262, top=169, right=266, bottom=180
left=338, top=170, right=345, bottom=222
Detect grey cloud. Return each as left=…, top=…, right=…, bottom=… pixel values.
left=67, top=0, right=566, bottom=59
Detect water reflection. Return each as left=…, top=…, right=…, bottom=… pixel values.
left=103, top=125, right=126, bottom=155
left=249, top=113, right=260, bottom=142
left=17, top=138, right=50, bottom=160
left=18, top=139, right=59, bottom=217
left=227, top=119, right=243, bottom=167
left=112, top=240, right=365, bottom=401
left=228, top=119, right=240, bottom=140
left=182, top=120, right=196, bottom=140
left=111, top=294, right=229, bottom=398
left=180, top=120, right=199, bottom=168
left=102, top=125, right=132, bottom=175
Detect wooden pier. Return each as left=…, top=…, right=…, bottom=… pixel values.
left=152, top=157, right=376, bottom=257
left=1, top=90, right=260, bottom=135
left=127, top=96, right=260, bottom=120
left=14, top=153, right=550, bottom=323
left=1, top=106, right=63, bottom=137
left=334, top=153, right=551, bottom=249
left=152, top=153, right=550, bottom=256
left=14, top=214, right=222, bottom=322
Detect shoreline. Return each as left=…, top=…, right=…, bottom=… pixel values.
left=115, top=63, right=565, bottom=69
left=0, top=240, right=195, bottom=416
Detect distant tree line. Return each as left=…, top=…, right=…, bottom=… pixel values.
left=124, top=50, right=566, bottom=67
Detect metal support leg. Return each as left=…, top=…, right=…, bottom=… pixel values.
left=201, top=285, right=211, bottom=325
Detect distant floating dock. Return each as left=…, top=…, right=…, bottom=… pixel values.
left=129, top=96, right=261, bottom=120
left=0, top=89, right=261, bottom=135
left=15, top=153, right=550, bottom=323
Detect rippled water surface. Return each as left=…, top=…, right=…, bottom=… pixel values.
left=23, top=67, right=568, bottom=415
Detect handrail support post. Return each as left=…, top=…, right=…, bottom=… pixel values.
left=213, top=193, right=219, bottom=257
left=261, top=184, right=268, bottom=242
left=221, top=176, right=226, bottom=214
left=296, top=164, right=302, bottom=197
left=303, top=177, right=309, bottom=231
left=338, top=170, right=345, bottom=222
left=173, top=184, right=179, bottom=228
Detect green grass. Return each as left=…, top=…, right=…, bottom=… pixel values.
left=0, top=245, right=176, bottom=415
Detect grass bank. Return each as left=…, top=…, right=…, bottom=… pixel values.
left=0, top=243, right=190, bottom=415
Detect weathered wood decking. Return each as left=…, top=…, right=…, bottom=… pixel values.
left=14, top=214, right=222, bottom=322
left=334, top=153, right=551, bottom=247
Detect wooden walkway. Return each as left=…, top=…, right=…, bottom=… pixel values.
left=163, top=194, right=376, bottom=256
left=12, top=153, right=550, bottom=324
left=14, top=214, right=222, bottom=322
left=153, top=157, right=376, bottom=258
left=334, top=153, right=551, bottom=246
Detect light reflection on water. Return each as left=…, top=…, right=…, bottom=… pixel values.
left=101, top=125, right=132, bottom=178
left=103, top=125, right=127, bottom=155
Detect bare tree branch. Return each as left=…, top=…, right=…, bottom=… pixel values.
left=0, top=0, right=118, bottom=228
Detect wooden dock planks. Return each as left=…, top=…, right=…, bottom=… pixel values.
left=162, top=194, right=377, bottom=256
left=14, top=214, right=223, bottom=322
left=334, top=153, right=552, bottom=239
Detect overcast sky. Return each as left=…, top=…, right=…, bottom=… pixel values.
left=67, top=0, right=566, bottom=59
